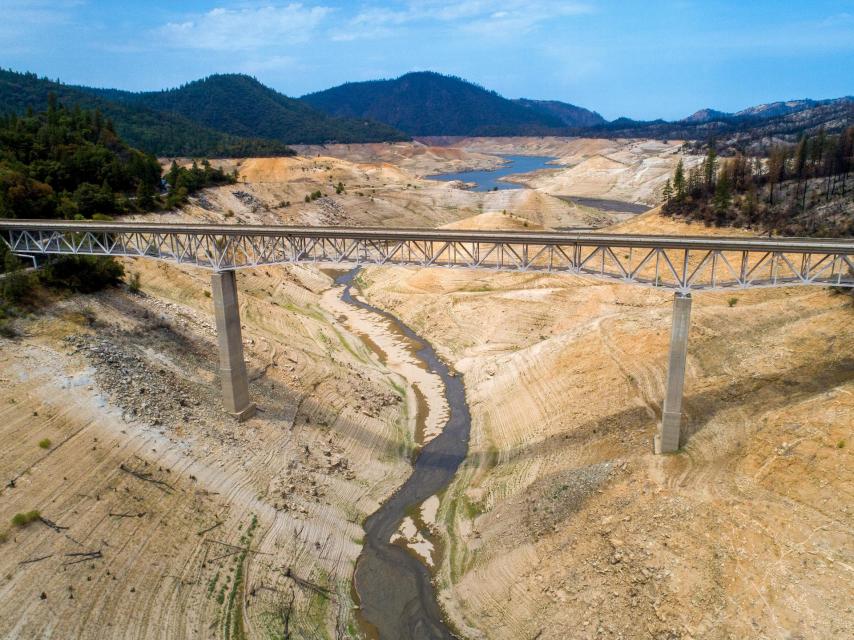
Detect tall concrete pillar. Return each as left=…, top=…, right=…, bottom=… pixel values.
left=655, top=292, right=692, bottom=454
left=211, top=270, right=255, bottom=421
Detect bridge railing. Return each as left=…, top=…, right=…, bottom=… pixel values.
left=2, top=222, right=852, bottom=292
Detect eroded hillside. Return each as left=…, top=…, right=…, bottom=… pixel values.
left=355, top=212, right=853, bottom=640
left=2, top=138, right=850, bottom=640
left=0, top=253, right=447, bottom=638
left=150, top=154, right=615, bottom=229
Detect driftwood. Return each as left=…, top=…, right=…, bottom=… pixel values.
left=209, top=548, right=242, bottom=563
left=63, top=550, right=103, bottom=565
left=281, top=588, right=296, bottom=639
left=119, top=464, right=174, bottom=492
left=109, top=512, right=146, bottom=519
left=39, top=516, right=68, bottom=532
left=196, top=520, right=222, bottom=536
left=203, top=539, right=274, bottom=556
left=19, top=554, right=53, bottom=565
left=280, top=566, right=334, bottom=599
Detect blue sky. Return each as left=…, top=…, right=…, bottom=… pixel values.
left=2, top=1, right=853, bottom=120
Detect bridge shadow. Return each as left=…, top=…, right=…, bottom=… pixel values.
left=95, top=293, right=854, bottom=474
left=472, top=355, right=854, bottom=466
left=97, top=292, right=421, bottom=459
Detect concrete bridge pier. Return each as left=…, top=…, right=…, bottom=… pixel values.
left=655, top=292, right=692, bottom=454
left=211, top=270, right=255, bottom=421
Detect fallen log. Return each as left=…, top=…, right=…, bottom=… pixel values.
left=19, top=554, right=53, bottom=565
left=63, top=550, right=103, bottom=565
left=119, top=464, right=174, bottom=492
left=196, top=520, right=222, bottom=536
left=39, top=516, right=69, bottom=532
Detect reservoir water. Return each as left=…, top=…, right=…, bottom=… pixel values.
left=429, top=154, right=559, bottom=191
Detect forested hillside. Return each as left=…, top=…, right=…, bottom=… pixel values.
left=301, top=71, right=572, bottom=136
left=0, top=97, right=234, bottom=221
left=661, top=127, right=854, bottom=236
left=515, top=98, right=606, bottom=128
left=0, top=69, right=294, bottom=157
left=86, top=74, right=409, bottom=145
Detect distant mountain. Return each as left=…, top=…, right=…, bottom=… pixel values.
left=0, top=68, right=294, bottom=157
left=515, top=98, right=606, bottom=128
left=681, top=108, right=732, bottom=123
left=681, top=98, right=854, bottom=124
left=586, top=97, right=854, bottom=149
left=735, top=99, right=829, bottom=119
left=301, top=71, right=570, bottom=136
left=84, top=74, right=408, bottom=146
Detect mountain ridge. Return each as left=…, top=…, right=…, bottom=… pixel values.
left=0, top=68, right=295, bottom=157
left=301, top=71, right=576, bottom=136
left=3, top=67, right=850, bottom=153
left=81, top=74, right=409, bottom=146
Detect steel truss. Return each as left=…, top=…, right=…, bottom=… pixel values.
left=2, top=221, right=853, bottom=292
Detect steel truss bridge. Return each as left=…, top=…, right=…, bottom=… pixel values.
left=3, top=220, right=853, bottom=452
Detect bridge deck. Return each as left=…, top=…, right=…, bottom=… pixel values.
left=2, top=220, right=853, bottom=292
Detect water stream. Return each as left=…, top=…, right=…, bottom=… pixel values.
left=335, top=268, right=471, bottom=640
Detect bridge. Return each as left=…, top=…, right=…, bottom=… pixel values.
left=2, top=219, right=853, bottom=453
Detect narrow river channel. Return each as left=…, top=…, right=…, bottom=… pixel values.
left=335, top=268, right=471, bottom=640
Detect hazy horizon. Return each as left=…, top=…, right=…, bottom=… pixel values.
left=3, top=1, right=853, bottom=120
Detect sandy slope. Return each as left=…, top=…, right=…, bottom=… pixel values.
left=356, top=212, right=854, bottom=639
left=0, top=252, right=447, bottom=638
left=147, top=154, right=612, bottom=230
left=428, top=137, right=700, bottom=206
left=291, top=141, right=504, bottom=176
left=5, top=139, right=850, bottom=640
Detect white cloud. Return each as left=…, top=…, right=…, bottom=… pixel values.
left=330, top=0, right=594, bottom=41
left=0, top=0, right=82, bottom=48
left=156, top=3, right=333, bottom=51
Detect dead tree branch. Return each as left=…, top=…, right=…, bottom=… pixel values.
left=19, top=554, right=53, bottom=565
left=63, top=550, right=103, bottom=565
left=196, top=520, right=222, bottom=536
left=38, top=516, right=68, bottom=532
left=119, top=464, right=174, bottom=492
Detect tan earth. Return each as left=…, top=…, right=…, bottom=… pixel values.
left=428, top=137, right=702, bottom=206
left=0, top=253, right=446, bottom=638
left=151, top=152, right=618, bottom=230
left=291, top=141, right=504, bottom=176
left=356, top=210, right=853, bottom=640
left=2, top=139, right=852, bottom=640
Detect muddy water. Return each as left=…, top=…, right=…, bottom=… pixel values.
left=336, top=268, right=470, bottom=640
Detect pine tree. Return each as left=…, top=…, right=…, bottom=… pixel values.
left=167, top=161, right=180, bottom=188
left=673, top=160, right=685, bottom=201
left=136, top=181, right=156, bottom=210
left=661, top=178, right=673, bottom=204
left=713, top=170, right=732, bottom=221
left=703, top=143, right=717, bottom=193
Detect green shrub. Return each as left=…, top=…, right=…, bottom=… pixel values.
left=11, top=511, right=40, bottom=527
left=0, top=320, right=17, bottom=338
left=127, top=272, right=141, bottom=294
left=40, top=256, right=124, bottom=293
left=0, top=252, right=37, bottom=303
left=727, top=297, right=738, bottom=307
left=38, top=438, right=52, bottom=449
left=0, top=269, right=36, bottom=304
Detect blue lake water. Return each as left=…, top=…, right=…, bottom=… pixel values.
left=428, top=154, right=560, bottom=191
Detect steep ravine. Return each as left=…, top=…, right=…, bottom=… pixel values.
left=334, top=268, right=472, bottom=639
